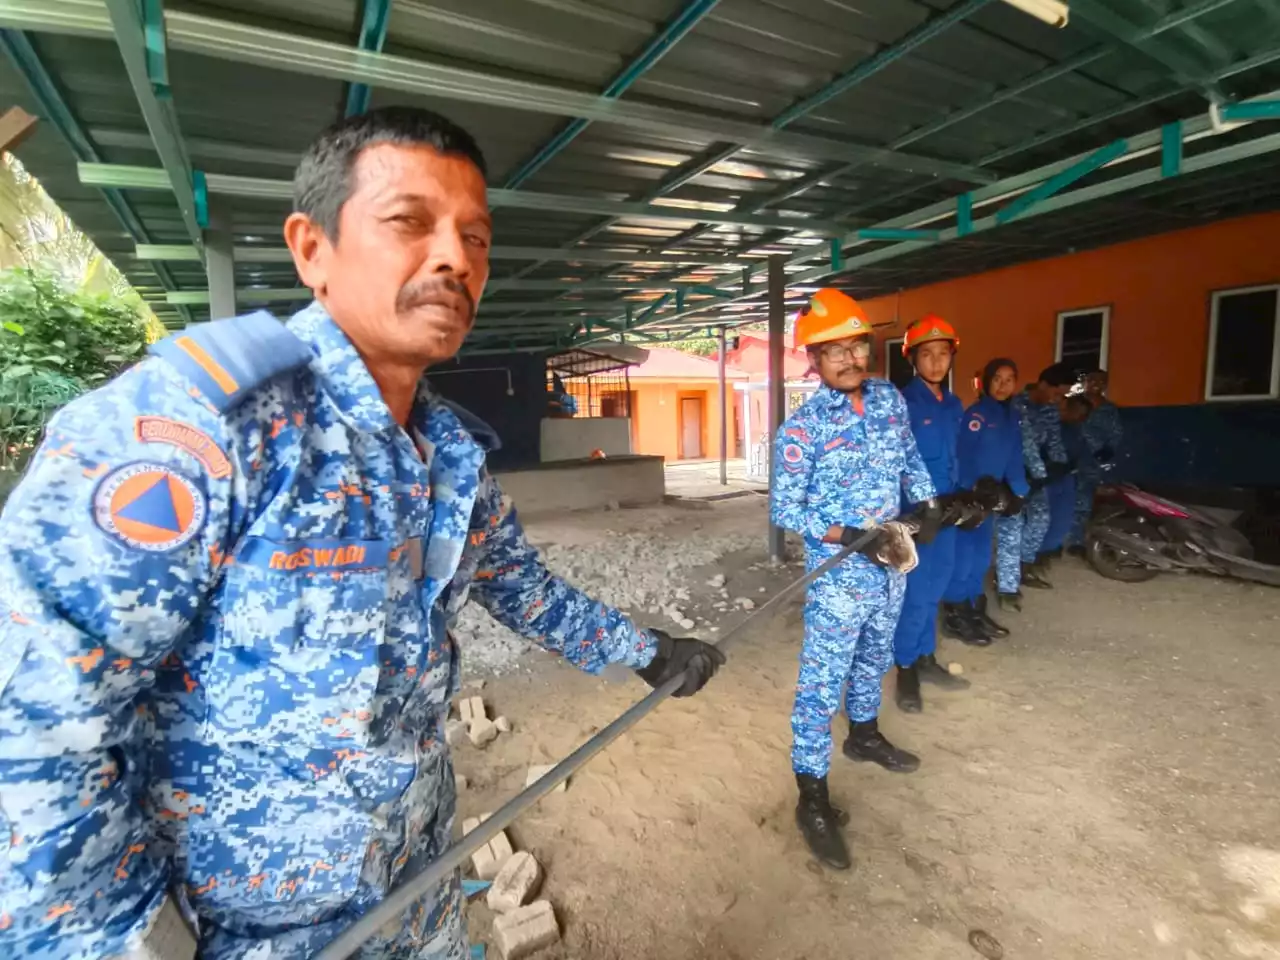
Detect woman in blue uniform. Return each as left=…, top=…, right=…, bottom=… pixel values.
left=892, top=315, right=973, bottom=712
left=945, top=358, right=1029, bottom=621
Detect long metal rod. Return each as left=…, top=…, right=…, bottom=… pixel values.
left=315, top=535, right=867, bottom=960
left=718, top=325, right=728, bottom=486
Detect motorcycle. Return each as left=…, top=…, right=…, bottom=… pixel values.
left=1085, top=483, right=1280, bottom=587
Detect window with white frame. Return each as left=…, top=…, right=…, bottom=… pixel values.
left=1205, top=284, right=1280, bottom=400
left=1056, top=306, right=1110, bottom=375
left=885, top=337, right=954, bottom=391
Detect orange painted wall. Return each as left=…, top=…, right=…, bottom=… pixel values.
left=631, top=379, right=735, bottom=461
left=858, top=211, right=1280, bottom=408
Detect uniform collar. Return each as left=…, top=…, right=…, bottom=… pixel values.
left=904, top=376, right=949, bottom=403
left=288, top=301, right=402, bottom=434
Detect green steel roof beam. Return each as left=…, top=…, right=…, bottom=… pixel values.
left=502, top=0, right=720, bottom=189
left=135, top=242, right=754, bottom=268
left=0, top=27, right=192, bottom=324
left=1, top=1, right=990, bottom=183
left=103, top=0, right=205, bottom=257
left=344, top=0, right=391, bottom=117
left=575, top=107, right=1280, bottom=342
left=1070, top=0, right=1225, bottom=101
left=80, top=163, right=846, bottom=233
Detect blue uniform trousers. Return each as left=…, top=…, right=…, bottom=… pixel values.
left=945, top=516, right=993, bottom=604
left=1019, top=488, right=1052, bottom=562
left=892, top=525, right=955, bottom=667
left=791, top=553, right=905, bottom=778
left=1043, top=475, right=1076, bottom=553
left=996, top=514, right=1023, bottom=593
left=1070, top=474, right=1100, bottom=546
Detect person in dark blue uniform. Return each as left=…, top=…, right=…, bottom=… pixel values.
left=945, top=357, right=1029, bottom=623
left=1044, top=394, right=1092, bottom=557
left=891, top=316, right=976, bottom=713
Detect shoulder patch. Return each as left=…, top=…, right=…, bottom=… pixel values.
left=782, top=443, right=806, bottom=471
left=149, top=311, right=312, bottom=413
left=135, top=416, right=232, bottom=479
left=93, top=462, right=206, bottom=552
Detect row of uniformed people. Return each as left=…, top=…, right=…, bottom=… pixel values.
left=770, top=288, right=1121, bottom=870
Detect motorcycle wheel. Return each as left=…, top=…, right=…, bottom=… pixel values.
left=1085, top=533, right=1161, bottom=583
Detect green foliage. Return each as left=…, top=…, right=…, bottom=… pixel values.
left=0, top=267, right=149, bottom=476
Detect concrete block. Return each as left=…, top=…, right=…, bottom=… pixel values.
left=459, top=698, right=477, bottom=724
left=469, top=717, right=499, bottom=748
left=463, top=813, right=514, bottom=881
left=466, top=696, right=486, bottom=723
left=495, top=716, right=512, bottom=734
left=486, top=851, right=543, bottom=914
left=492, top=900, right=559, bottom=960
left=525, top=764, right=567, bottom=795
left=455, top=773, right=469, bottom=791
left=445, top=719, right=469, bottom=747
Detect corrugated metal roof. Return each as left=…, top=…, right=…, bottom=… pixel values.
left=2, top=0, right=1280, bottom=345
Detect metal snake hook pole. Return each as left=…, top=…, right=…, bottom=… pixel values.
left=315, top=532, right=875, bottom=960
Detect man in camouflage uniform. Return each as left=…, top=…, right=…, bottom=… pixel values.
left=0, top=108, right=723, bottom=959
left=770, top=288, right=935, bottom=872
left=1010, top=364, right=1074, bottom=588
left=1069, top=369, right=1123, bottom=553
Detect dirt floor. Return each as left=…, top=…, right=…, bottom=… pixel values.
left=454, top=497, right=1280, bottom=960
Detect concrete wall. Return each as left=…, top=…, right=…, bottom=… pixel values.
left=540, top=417, right=632, bottom=462
left=496, top=456, right=665, bottom=517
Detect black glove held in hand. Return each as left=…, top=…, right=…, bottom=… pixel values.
left=635, top=629, right=726, bottom=697
left=971, top=475, right=1005, bottom=511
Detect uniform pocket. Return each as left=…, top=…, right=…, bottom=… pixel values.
left=204, top=561, right=387, bottom=748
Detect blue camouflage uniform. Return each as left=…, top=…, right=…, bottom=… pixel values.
left=891, top=378, right=963, bottom=669
left=945, top=394, right=1029, bottom=604
left=770, top=381, right=935, bottom=778
left=1011, top=391, right=1066, bottom=564
left=0, top=303, right=658, bottom=960
left=1070, top=399, right=1123, bottom=545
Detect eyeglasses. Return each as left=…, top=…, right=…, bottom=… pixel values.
left=819, top=341, right=871, bottom=363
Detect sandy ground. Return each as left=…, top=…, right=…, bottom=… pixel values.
left=453, top=497, right=1280, bottom=960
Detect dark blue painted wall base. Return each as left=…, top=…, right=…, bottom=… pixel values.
left=1117, top=402, right=1280, bottom=491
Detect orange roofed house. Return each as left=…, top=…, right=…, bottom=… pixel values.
left=625, top=347, right=748, bottom=462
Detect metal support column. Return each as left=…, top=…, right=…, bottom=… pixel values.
left=206, top=203, right=236, bottom=320
left=767, top=255, right=786, bottom=562
left=717, top=324, right=728, bottom=486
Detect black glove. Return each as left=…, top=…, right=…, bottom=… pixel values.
left=1043, top=460, right=1073, bottom=483
left=906, top=498, right=944, bottom=545
left=1026, top=473, right=1047, bottom=494
left=1096, top=445, right=1115, bottom=464
left=636, top=629, right=726, bottom=698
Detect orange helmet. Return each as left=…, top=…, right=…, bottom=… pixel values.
left=902, top=314, right=959, bottom=357
left=794, top=288, right=874, bottom=349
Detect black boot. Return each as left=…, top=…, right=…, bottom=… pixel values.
left=973, top=594, right=1010, bottom=638
left=843, top=720, right=920, bottom=773
left=997, top=591, right=1023, bottom=613
left=795, top=774, right=851, bottom=870
left=895, top=664, right=922, bottom=713
left=941, top=602, right=993, bottom=647
left=960, top=599, right=999, bottom=641
left=1021, top=562, right=1052, bottom=589
left=916, top=654, right=971, bottom=690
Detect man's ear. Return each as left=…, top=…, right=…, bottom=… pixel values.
left=284, top=212, right=331, bottom=297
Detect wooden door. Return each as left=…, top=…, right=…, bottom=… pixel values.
left=679, top=396, right=703, bottom=459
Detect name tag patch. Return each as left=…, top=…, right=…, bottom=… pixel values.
left=239, top=537, right=391, bottom=572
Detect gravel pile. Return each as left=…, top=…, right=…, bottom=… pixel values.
left=454, top=526, right=761, bottom=675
